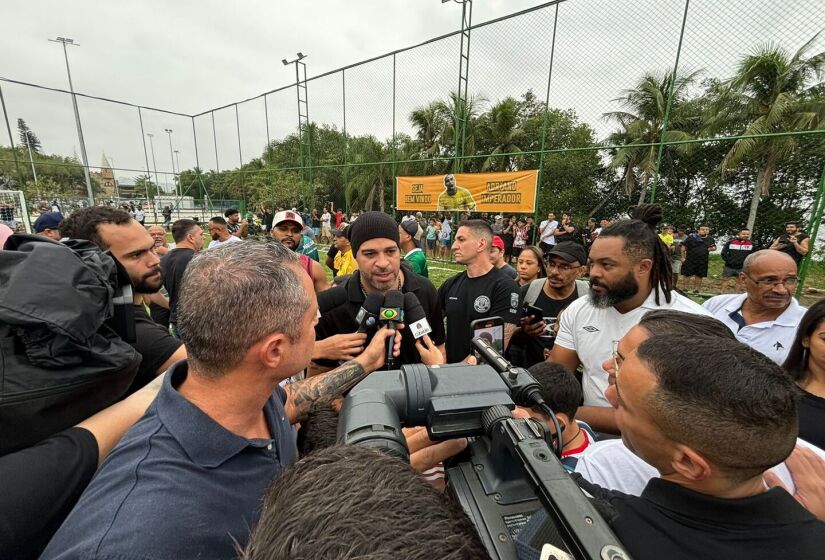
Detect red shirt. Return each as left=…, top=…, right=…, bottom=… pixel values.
left=335, top=212, right=344, bottom=228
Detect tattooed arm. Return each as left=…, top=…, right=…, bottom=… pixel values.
left=284, top=326, right=400, bottom=424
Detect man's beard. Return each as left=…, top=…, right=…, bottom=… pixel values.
left=133, top=268, right=163, bottom=293
left=589, top=272, right=639, bottom=309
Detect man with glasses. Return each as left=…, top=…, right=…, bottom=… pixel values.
left=508, top=242, right=588, bottom=368
left=703, top=250, right=806, bottom=364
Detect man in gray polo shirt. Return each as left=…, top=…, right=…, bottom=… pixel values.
left=42, top=242, right=399, bottom=560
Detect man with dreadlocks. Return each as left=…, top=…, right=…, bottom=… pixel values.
left=548, top=204, right=709, bottom=434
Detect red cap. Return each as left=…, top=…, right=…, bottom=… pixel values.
left=492, top=235, right=505, bottom=251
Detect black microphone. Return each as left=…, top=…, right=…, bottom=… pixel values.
left=402, top=292, right=432, bottom=341
left=356, top=292, right=384, bottom=333
left=379, top=290, right=405, bottom=369
left=317, top=286, right=348, bottom=315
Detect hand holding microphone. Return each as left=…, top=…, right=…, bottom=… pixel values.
left=403, top=292, right=443, bottom=365
left=379, top=290, right=405, bottom=369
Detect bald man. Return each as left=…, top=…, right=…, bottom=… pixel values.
left=148, top=225, right=174, bottom=256
left=703, top=250, right=807, bottom=364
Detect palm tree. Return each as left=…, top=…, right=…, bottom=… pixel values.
left=709, top=34, right=825, bottom=231
left=477, top=97, right=524, bottom=171
left=346, top=135, right=392, bottom=212
left=409, top=101, right=447, bottom=174
left=437, top=91, right=485, bottom=172
left=604, top=70, right=701, bottom=204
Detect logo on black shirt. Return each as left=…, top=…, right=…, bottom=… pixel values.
left=474, top=295, right=491, bottom=313
left=583, top=325, right=599, bottom=332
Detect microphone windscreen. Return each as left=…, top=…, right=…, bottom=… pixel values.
left=363, top=292, right=385, bottom=314
left=317, top=286, right=348, bottom=314
left=383, top=290, right=404, bottom=310
left=403, top=291, right=432, bottom=339
left=403, top=292, right=426, bottom=323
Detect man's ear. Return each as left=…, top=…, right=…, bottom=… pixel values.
left=257, top=332, right=288, bottom=370
left=636, top=258, right=654, bottom=277
left=670, top=444, right=712, bottom=482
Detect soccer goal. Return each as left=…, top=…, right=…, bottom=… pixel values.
left=0, top=190, right=32, bottom=233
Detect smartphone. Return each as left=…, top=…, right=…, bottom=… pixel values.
left=470, top=316, right=505, bottom=354
left=522, top=303, right=545, bottom=325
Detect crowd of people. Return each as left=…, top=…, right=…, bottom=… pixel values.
left=1, top=201, right=825, bottom=560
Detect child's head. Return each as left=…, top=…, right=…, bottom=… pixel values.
left=519, top=362, right=582, bottom=434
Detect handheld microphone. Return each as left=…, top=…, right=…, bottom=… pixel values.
left=356, top=292, right=384, bottom=333
left=317, top=286, right=348, bottom=315
left=380, top=290, right=405, bottom=369
left=402, top=292, right=432, bottom=340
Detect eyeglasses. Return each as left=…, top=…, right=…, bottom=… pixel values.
left=545, top=261, right=580, bottom=272
left=612, top=340, right=623, bottom=376
left=744, top=274, right=799, bottom=288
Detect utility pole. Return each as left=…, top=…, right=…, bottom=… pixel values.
left=49, top=37, right=94, bottom=205
left=147, top=133, right=160, bottom=195
left=164, top=128, right=178, bottom=198
left=282, top=53, right=311, bottom=184
left=23, top=133, right=39, bottom=199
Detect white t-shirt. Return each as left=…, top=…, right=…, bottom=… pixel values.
left=135, top=209, right=145, bottom=221
left=575, top=437, right=825, bottom=496
left=555, top=288, right=710, bottom=406
left=539, top=219, right=558, bottom=244
left=207, top=235, right=243, bottom=249
left=321, top=212, right=331, bottom=228
left=702, top=293, right=807, bottom=365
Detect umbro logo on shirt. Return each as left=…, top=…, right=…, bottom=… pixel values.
left=583, top=325, right=599, bottom=332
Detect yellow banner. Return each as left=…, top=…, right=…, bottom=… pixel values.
left=395, top=171, right=538, bottom=213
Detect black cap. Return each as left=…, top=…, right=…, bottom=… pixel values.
left=546, top=241, right=586, bottom=265
left=348, top=212, right=400, bottom=256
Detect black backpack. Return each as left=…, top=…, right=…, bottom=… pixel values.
left=0, top=234, right=141, bottom=455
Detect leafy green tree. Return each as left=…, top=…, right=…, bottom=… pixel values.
left=604, top=70, right=701, bottom=204
left=476, top=97, right=524, bottom=171
left=17, top=119, right=42, bottom=153
left=708, top=34, right=825, bottom=231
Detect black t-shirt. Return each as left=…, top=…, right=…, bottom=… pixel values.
left=0, top=427, right=98, bottom=560
left=798, top=390, right=825, bottom=449
left=161, top=248, right=197, bottom=324
left=554, top=222, right=579, bottom=245
left=683, top=234, right=715, bottom=264
left=437, top=267, right=520, bottom=363
left=523, top=224, right=535, bottom=245
left=509, top=282, right=580, bottom=368
left=775, top=233, right=809, bottom=263
left=543, top=475, right=825, bottom=560
left=315, top=266, right=446, bottom=367
left=129, top=304, right=182, bottom=392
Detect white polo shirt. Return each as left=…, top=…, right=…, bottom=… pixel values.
left=555, top=288, right=709, bottom=406
left=702, top=293, right=806, bottom=364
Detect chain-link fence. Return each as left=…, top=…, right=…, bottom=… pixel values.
left=2, top=0, right=825, bottom=291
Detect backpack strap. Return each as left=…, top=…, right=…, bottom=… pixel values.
left=524, top=278, right=546, bottom=306
left=575, top=279, right=590, bottom=299
left=299, top=253, right=313, bottom=280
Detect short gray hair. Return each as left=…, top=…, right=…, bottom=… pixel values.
left=742, top=249, right=796, bottom=275
left=177, top=241, right=309, bottom=378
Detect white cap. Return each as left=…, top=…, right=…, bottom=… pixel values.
left=272, top=210, right=304, bottom=228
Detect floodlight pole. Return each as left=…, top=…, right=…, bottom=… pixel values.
left=147, top=133, right=160, bottom=194
left=283, top=53, right=311, bottom=185
left=164, top=128, right=178, bottom=198
left=50, top=37, right=95, bottom=206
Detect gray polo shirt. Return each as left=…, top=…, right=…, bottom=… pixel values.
left=42, top=360, right=297, bottom=560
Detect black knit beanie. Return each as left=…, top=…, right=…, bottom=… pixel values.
left=348, top=211, right=400, bottom=256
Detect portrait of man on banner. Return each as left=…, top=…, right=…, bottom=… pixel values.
left=437, top=174, right=477, bottom=211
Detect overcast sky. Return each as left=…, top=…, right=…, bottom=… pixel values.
left=1, top=0, right=822, bottom=189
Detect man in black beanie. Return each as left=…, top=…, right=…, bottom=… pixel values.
left=313, top=212, right=446, bottom=373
